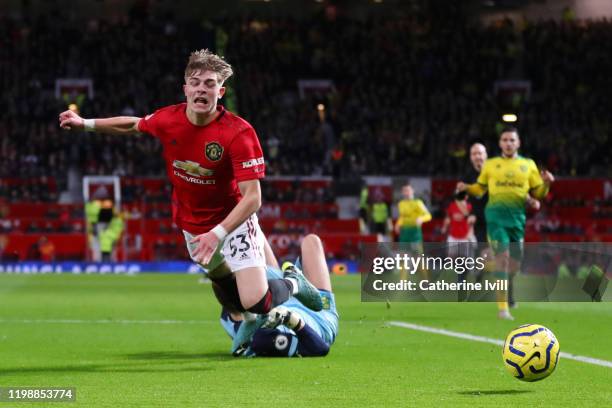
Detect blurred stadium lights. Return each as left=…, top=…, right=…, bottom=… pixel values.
left=502, top=113, right=518, bottom=123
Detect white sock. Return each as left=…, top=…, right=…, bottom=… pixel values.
left=242, top=312, right=258, bottom=322
left=286, top=278, right=299, bottom=295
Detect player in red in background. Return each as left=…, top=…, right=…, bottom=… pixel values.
left=441, top=191, right=476, bottom=291
left=59, top=49, right=322, bottom=314
left=441, top=191, right=476, bottom=248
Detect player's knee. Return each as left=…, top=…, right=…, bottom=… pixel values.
left=211, top=276, right=245, bottom=313
left=301, top=234, right=323, bottom=252
left=244, top=290, right=273, bottom=314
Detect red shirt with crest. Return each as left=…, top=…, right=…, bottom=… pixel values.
left=138, top=104, right=265, bottom=235
left=447, top=200, right=472, bottom=239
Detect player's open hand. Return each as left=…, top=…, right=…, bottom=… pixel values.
left=456, top=182, right=467, bottom=192
left=541, top=170, right=555, bottom=184
left=59, top=110, right=84, bottom=130
left=190, top=231, right=219, bottom=265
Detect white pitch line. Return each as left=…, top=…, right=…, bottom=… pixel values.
left=0, top=318, right=214, bottom=325
left=389, top=321, right=612, bottom=369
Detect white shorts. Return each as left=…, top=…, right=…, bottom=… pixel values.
left=447, top=235, right=476, bottom=258
left=183, top=214, right=266, bottom=273
left=447, top=235, right=476, bottom=244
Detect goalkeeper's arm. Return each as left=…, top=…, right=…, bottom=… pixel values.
left=256, top=307, right=330, bottom=357
left=294, top=323, right=330, bottom=357
left=59, top=109, right=141, bottom=135
left=250, top=323, right=330, bottom=357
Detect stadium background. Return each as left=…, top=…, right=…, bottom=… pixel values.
left=1, top=1, right=611, bottom=406
left=1, top=0, right=610, bottom=269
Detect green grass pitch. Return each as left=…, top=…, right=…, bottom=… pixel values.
left=1, top=273, right=610, bottom=407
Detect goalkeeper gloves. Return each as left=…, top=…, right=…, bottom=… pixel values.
left=263, top=306, right=303, bottom=331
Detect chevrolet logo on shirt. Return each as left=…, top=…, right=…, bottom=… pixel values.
left=172, top=160, right=214, bottom=177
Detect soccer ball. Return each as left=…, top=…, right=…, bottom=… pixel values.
left=502, top=324, right=560, bottom=382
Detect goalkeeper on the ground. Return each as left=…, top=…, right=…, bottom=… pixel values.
left=213, top=234, right=339, bottom=357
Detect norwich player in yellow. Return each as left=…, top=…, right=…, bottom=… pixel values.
left=457, top=128, right=554, bottom=320
left=394, top=183, right=432, bottom=245
left=394, top=183, right=431, bottom=280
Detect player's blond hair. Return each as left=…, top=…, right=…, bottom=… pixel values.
left=184, top=49, right=233, bottom=84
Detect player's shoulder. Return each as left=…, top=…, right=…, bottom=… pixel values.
left=219, top=107, right=256, bottom=134
left=139, top=103, right=186, bottom=134
left=147, top=103, right=186, bottom=118
left=480, top=157, right=496, bottom=173
left=516, top=155, right=538, bottom=169
left=486, top=156, right=503, bottom=165
left=142, top=103, right=186, bottom=128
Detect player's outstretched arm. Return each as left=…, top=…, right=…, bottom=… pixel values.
left=59, top=109, right=141, bottom=135
left=259, top=307, right=330, bottom=357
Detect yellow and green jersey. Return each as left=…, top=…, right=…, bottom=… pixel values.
left=396, top=199, right=431, bottom=243
left=396, top=199, right=431, bottom=228
left=468, top=156, right=544, bottom=228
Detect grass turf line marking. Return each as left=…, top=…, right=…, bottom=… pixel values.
left=389, top=321, right=612, bottom=369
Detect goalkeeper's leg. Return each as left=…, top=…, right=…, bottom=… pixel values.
left=300, top=234, right=332, bottom=292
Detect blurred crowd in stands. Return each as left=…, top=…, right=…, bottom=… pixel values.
left=1, top=6, right=610, bottom=198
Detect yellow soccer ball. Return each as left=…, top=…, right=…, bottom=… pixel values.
left=502, top=324, right=560, bottom=382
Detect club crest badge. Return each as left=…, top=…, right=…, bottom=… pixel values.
left=205, top=142, right=223, bottom=162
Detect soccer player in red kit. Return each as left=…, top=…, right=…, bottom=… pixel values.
left=59, top=49, right=322, bottom=314
left=441, top=192, right=476, bottom=246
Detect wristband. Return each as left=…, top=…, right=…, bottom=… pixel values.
left=211, top=225, right=228, bottom=240
left=83, top=119, right=96, bottom=132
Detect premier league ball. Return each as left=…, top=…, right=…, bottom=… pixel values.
left=502, top=324, right=560, bottom=382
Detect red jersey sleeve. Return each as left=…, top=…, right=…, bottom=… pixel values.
left=229, top=127, right=266, bottom=182
left=137, top=110, right=163, bottom=138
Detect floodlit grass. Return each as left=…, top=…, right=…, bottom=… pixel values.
left=0, top=274, right=610, bottom=407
